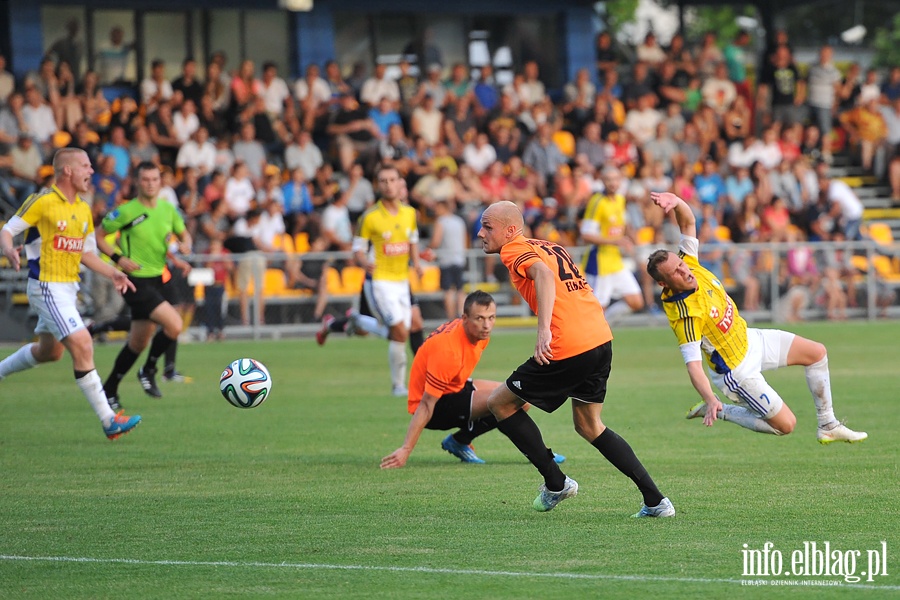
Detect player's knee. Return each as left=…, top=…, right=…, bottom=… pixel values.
left=809, top=342, right=827, bottom=363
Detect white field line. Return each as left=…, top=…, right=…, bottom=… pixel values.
left=1, top=554, right=898, bottom=590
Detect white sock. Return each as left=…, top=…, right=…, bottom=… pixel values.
left=76, top=370, right=116, bottom=425
left=720, top=404, right=782, bottom=435
left=388, top=341, right=407, bottom=389
left=353, top=314, right=389, bottom=338
left=805, top=356, right=836, bottom=427
left=603, top=301, right=633, bottom=324
left=0, top=343, right=39, bottom=380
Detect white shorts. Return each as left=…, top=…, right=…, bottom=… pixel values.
left=27, top=279, right=86, bottom=341
left=585, top=269, right=642, bottom=307
left=364, top=279, right=411, bottom=329
left=709, top=328, right=795, bottom=419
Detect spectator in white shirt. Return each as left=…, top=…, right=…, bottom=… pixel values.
left=172, top=98, right=200, bottom=144
left=284, top=127, right=324, bottom=180
left=819, top=171, right=864, bottom=241
left=21, top=86, right=57, bottom=155
left=727, top=134, right=765, bottom=169
left=360, top=63, right=401, bottom=109
left=260, top=61, right=291, bottom=119
left=701, top=63, right=737, bottom=117
left=176, top=126, right=217, bottom=177
left=461, top=132, right=497, bottom=175
left=622, top=93, right=662, bottom=146
left=140, top=59, right=173, bottom=110
left=224, top=161, right=256, bottom=219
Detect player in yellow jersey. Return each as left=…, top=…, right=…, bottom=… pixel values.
left=352, top=165, right=423, bottom=396
left=646, top=192, right=866, bottom=444
left=0, top=148, right=141, bottom=440
left=579, top=166, right=644, bottom=323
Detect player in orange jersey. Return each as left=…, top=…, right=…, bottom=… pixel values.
left=477, top=201, right=673, bottom=516
left=380, top=290, right=565, bottom=469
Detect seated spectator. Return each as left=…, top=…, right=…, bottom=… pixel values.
left=146, top=100, right=181, bottom=166
left=461, top=132, right=497, bottom=176
left=232, top=121, right=267, bottom=184
left=284, top=126, right=324, bottom=180
left=172, top=58, right=204, bottom=108
left=411, top=164, right=458, bottom=213
left=562, top=67, right=596, bottom=130
left=141, top=59, right=174, bottom=110
left=480, top=160, right=509, bottom=205
left=172, top=98, right=200, bottom=144
left=91, top=154, right=124, bottom=209
left=472, top=64, right=500, bottom=118
left=294, top=63, right=332, bottom=132
left=230, top=59, right=261, bottom=113
left=701, top=63, right=737, bottom=118
left=22, top=85, right=58, bottom=156
left=0, top=54, right=14, bottom=105
left=839, top=88, right=888, bottom=173
left=327, top=91, right=380, bottom=174
left=224, top=160, right=256, bottom=219
left=336, top=163, right=375, bottom=224
left=129, top=125, right=160, bottom=169
left=722, top=96, right=751, bottom=144
left=281, top=167, right=314, bottom=235
left=259, top=61, right=291, bottom=120
left=642, top=121, right=679, bottom=175
left=369, top=96, right=402, bottom=138
left=176, top=125, right=216, bottom=179
left=109, top=95, right=139, bottom=138
left=410, top=93, right=443, bottom=147
left=757, top=126, right=784, bottom=170
left=636, top=32, right=666, bottom=68
left=622, top=93, right=662, bottom=146
left=360, top=62, right=400, bottom=109
left=378, top=123, right=412, bottom=175
left=576, top=121, right=606, bottom=171
left=100, top=125, right=131, bottom=180
left=455, top=163, right=486, bottom=211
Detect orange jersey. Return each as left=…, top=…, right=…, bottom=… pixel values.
left=500, top=236, right=612, bottom=359
left=407, top=318, right=489, bottom=414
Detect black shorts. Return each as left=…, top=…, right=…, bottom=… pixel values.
left=163, top=267, right=192, bottom=306
left=123, top=275, right=167, bottom=320
left=505, top=342, right=612, bottom=413
left=425, top=380, right=476, bottom=430
left=440, top=265, right=465, bottom=291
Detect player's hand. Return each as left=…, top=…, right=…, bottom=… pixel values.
left=650, top=192, right=681, bottom=213
left=2, top=245, right=21, bottom=271
left=118, top=257, right=141, bottom=273
left=414, top=264, right=424, bottom=280
left=419, top=248, right=435, bottom=262
left=173, top=257, right=192, bottom=276
left=111, top=270, right=136, bottom=294
left=534, top=326, right=553, bottom=365
left=703, top=397, right=723, bottom=427
left=380, top=448, right=410, bottom=469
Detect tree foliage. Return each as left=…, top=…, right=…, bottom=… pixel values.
left=872, top=13, right=900, bottom=68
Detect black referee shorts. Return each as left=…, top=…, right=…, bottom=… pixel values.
left=505, top=342, right=612, bottom=413
left=123, top=275, right=167, bottom=320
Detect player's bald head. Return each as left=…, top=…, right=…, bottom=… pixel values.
left=483, top=201, right=524, bottom=230
left=52, top=148, right=88, bottom=175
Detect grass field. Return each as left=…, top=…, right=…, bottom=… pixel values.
left=0, top=321, right=898, bottom=599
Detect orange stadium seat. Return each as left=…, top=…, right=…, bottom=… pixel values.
left=341, top=266, right=366, bottom=294
left=866, top=223, right=895, bottom=246
left=325, top=266, right=344, bottom=295
left=294, top=232, right=310, bottom=254
left=263, top=268, right=286, bottom=296
left=419, top=266, right=441, bottom=292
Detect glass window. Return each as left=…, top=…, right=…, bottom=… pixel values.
left=143, top=12, right=188, bottom=81
left=420, top=16, right=467, bottom=71
left=333, top=14, right=372, bottom=78
left=372, top=13, right=416, bottom=66
left=208, top=9, right=241, bottom=78
left=41, top=6, right=87, bottom=79
left=244, top=11, right=289, bottom=77
left=93, top=10, right=137, bottom=84
left=191, top=10, right=206, bottom=71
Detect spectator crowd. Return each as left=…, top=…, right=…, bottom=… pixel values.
left=1, top=26, right=899, bottom=327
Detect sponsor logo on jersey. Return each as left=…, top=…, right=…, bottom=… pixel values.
left=53, top=235, right=84, bottom=253
left=56, top=220, right=67, bottom=231
left=710, top=306, right=720, bottom=319
left=383, top=241, right=409, bottom=257
left=715, top=298, right=734, bottom=333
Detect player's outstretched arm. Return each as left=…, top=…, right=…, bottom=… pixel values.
left=380, top=392, right=439, bottom=469
left=650, top=192, right=696, bottom=239
left=81, top=251, right=136, bottom=294
left=685, top=360, right=723, bottom=427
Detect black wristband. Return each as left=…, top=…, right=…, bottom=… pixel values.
left=111, top=253, right=122, bottom=264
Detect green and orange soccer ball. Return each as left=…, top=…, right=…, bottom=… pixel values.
left=219, top=358, right=272, bottom=408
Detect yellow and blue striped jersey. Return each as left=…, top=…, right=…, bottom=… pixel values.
left=14, top=185, right=94, bottom=283
left=660, top=236, right=748, bottom=373
left=580, top=192, right=626, bottom=276
left=356, top=200, right=418, bottom=282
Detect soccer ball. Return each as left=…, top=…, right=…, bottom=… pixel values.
left=219, top=358, right=272, bottom=408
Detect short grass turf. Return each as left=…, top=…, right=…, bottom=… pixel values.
left=0, top=321, right=897, bottom=599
